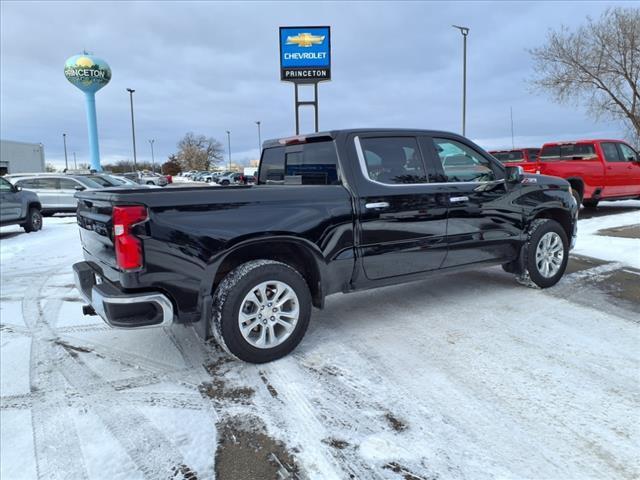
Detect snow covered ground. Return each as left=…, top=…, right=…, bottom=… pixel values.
left=1, top=202, right=639, bottom=480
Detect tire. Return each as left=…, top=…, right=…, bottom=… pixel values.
left=211, top=260, right=312, bottom=363
left=23, top=207, right=43, bottom=233
left=582, top=199, right=599, bottom=209
left=571, top=189, right=582, bottom=208
left=146, top=181, right=154, bottom=185
left=221, top=180, right=230, bottom=185
left=522, top=219, right=568, bottom=288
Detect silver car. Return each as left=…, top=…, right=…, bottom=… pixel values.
left=9, top=175, right=103, bottom=215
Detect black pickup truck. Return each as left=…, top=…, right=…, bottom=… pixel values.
left=73, top=129, right=578, bottom=363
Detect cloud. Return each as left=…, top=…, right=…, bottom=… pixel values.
left=0, top=1, right=630, bottom=170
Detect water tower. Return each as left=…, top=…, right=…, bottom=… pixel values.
left=64, top=53, right=111, bottom=171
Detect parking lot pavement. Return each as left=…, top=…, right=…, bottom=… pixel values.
left=1, top=208, right=639, bottom=480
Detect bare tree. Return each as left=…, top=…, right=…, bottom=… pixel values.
left=174, top=132, right=224, bottom=171
left=45, top=163, right=57, bottom=172
left=530, top=7, right=640, bottom=147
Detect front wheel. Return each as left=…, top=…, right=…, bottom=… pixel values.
left=23, top=207, right=43, bottom=233
left=582, top=199, right=599, bottom=209
left=146, top=181, right=155, bottom=185
left=211, top=260, right=312, bottom=363
left=523, top=219, right=569, bottom=288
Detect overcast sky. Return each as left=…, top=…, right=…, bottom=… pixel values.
left=0, top=1, right=629, bottom=169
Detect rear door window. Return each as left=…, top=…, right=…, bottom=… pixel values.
left=359, top=137, right=428, bottom=184
left=601, top=142, right=623, bottom=162
left=527, top=149, right=540, bottom=161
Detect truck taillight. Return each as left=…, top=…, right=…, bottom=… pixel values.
left=113, top=206, right=147, bottom=270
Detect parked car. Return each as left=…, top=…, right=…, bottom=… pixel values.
left=109, top=175, right=159, bottom=188
left=123, top=171, right=168, bottom=186
left=73, top=128, right=578, bottom=363
left=0, top=176, right=43, bottom=232
left=534, top=139, right=640, bottom=208
left=9, top=174, right=103, bottom=215
left=216, top=172, right=244, bottom=185
left=489, top=148, right=540, bottom=168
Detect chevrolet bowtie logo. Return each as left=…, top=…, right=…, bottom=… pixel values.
left=286, top=32, right=325, bottom=47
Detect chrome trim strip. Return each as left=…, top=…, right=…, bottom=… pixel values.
left=354, top=136, right=504, bottom=188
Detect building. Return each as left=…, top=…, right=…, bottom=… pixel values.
left=0, top=139, right=45, bottom=175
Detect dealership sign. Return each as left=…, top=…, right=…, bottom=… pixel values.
left=280, top=26, right=331, bottom=82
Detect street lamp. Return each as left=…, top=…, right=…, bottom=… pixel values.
left=62, top=133, right=69, bottom=170
left=73, top=152, right=77, bottom=169
left=452, top=25, right=470, bottom=136
left=255, top=121, right=261, bottom=154
left=148, top=139, right=155, bottom=173
left=126, top=88, right=138, bottom=171
left=226, top=130, right=231, bottom=171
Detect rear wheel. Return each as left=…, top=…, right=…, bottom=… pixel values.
left=146, top=181, right=154, bottom=185
left=582, top=199, right=599, bottom=209
left=211, top=260, right=312, bottom=363
left=221, top=180, right=230, bottom=185
left=23, top=207, right=43, bottom=233
left=522, top=219, right=568, bottom=288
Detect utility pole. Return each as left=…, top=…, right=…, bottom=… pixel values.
left=62, top=133, right=69, bottom=170
left=149, top=139, right=155, bottom=173
left=226, top=130, right=231, bottom=171
left=510, top=106, right=515, bottom=149
left=255, top=121, right=262, bottom=153
left=126, top=88, right=138, bottom=171
left=452, top=25, right=470, bottom=137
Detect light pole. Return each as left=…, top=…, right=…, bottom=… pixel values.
left=255, top=121, right=261, bottom=154
left=148, top=139, right=155, bottom=173
left=62, top=133, right=69, bottom=170
left=73, top=152, right=77, bottom=169
left=452, top=25, right=470, bottom=137
left=226, top=130, right=231, bottom=171
left=126, top=88, right=138, bottom=171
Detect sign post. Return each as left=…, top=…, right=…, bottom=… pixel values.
left=279, top=26, right=331, bottom=134
left=64, top=53, right=111, bottom=171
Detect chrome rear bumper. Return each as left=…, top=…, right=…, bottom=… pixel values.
left=73, top=262, right=173, bottom=328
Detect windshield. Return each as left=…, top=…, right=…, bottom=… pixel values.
left=75, top=177, right=104, bottom=188
left=540, top=143, right=596, bottom=160
left=492, top=151, right=524, bottom=163
left=87, top=175, right=119, bottom=187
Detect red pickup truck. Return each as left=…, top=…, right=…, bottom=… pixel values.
left=532, top=140, right=640, bottom=208
left=489, top=148, right=540, bottom=169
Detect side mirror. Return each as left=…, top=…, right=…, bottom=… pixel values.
left=14, top=185, right=22, bottom=192
left=505, top=165, right=524, bottom=183
left=74, top=185, right=86, bottom=191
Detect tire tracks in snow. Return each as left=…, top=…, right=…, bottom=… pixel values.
left=17, top=265, right=201, bottom=479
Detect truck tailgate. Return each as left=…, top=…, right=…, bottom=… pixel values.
left=76, top=197, right=117, bottom=271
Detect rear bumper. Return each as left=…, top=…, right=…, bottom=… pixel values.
left=73, top=261, right=173, bottom=328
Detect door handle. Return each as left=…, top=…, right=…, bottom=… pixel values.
left=449, top=196, right=469, bottom=203
left=365, top=202, right=389, bottom=209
